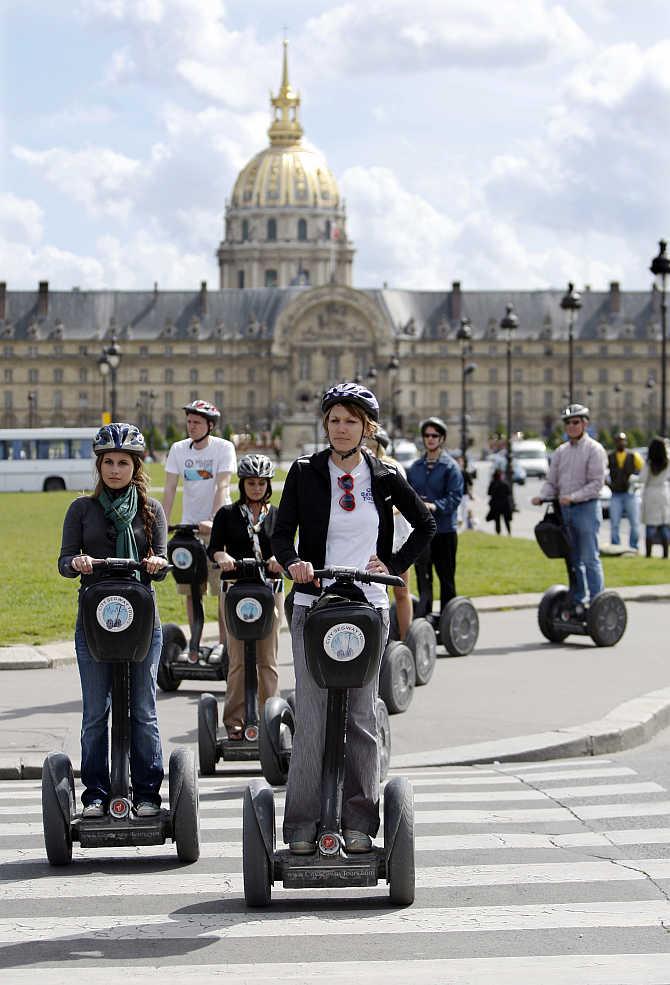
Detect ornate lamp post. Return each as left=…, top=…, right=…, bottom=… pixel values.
left=456, top=318, right=476, bottom=462
left=97, top=331, right=122, bottom=421
left=27, top=391, right=36, bottom=429
left=560, top=282, right=582, bottom=404
left=645, top=375, right=656, bottom=438
left=650, top=240, right=670, bottom=436
left=500, top=304, right=519, bottom=495
left=613, top=383, right=622, bottom=431
left=387, top=353, right=400, bottom=452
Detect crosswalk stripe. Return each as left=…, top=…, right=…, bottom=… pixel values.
left=3, top=857, right=670, bottom=900
left=495, top=757, right=614, bottom=771
left=1, top=900, right=669, bottom=943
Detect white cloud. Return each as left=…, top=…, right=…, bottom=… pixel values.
left=96, top=231, right=211, bottom=288
left=0, top=193, right=44, bottom=246
left=0, top=241, right=105, bottom=289
left=12, top=144, right=142, bottom=219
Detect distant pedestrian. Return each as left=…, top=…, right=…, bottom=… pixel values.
left=639, top=437, right=670, bottom=558
left=486, top=468, right=512, bottom=535
left=607, top=431, right=643, bottom=551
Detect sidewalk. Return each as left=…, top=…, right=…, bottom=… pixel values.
left=2, top=588, right=670, bottom=777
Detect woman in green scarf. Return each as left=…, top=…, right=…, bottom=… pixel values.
left=58, top=423, right=168, bottom=819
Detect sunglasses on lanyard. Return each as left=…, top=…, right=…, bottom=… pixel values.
left=337, top=473, right=355, bottom=511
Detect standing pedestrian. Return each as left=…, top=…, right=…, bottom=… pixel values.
left=406, top=417, right=463, bottom=620
left=532, top=403, right=607, bottom=610
left=272, top=382, right=435, bottom=855
left=607, top=432, right=643, bottom=551
left=487, top=468, right=512, bottom=535
left=162, top=399, right=236, bottom=662
left=639, top=437, right=670, bottom=558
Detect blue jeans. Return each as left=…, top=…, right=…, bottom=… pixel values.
left=609, top=491, right=639, bottom=549
left=563, top=500, right=604, bottom=605
left=75, top=621, right=164, bottom=808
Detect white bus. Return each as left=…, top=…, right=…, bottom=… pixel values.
left=0, top=427, right=97, bottom=492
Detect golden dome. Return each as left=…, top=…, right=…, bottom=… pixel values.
left=230, top=42, right=340, bottom=211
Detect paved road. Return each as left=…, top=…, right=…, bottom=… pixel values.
left=2, top=754, right=670, bottom=980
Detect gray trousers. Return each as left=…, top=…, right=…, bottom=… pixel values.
left=283, top=604, right=390, bottom=844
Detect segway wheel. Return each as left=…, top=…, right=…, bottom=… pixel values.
left=440, top=597, right=479, bottom=657
left=384, top=776, right=415, bottom=906
left=169, top=746, right=200, bottom=863
left=243, top=783, right=273, bottom=906
left=198, top=693, right=219, bottom=775
left=285, top=690, right=296, bottom=717
left=405, top=617, right=437, bottom=686
left=157, top=624, right=186, bottom=692
left=587, top=590, right=628, bottom=647
left=259, top=696, right=294, bottom=786
left=389, top=595, right=420, bottom=642
left=376, top=698, right=391, bottom=782
left=379, top=641, right=416, bottom=715
left=538, top=585, right=571, bottom=643
left=42, top=752, right=74, bottom=866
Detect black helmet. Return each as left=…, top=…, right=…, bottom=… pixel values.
left=561, top=403, right=590, bottom=421
left=183, top=399, right=220, bottom=422
left=238, top=454, right=274, bottom=479
left=373, top=428, right=390, bottom=450
left=420, top=416, right=448, bottom=438
left=93, top=422, right=146, bottom=456
left=321, top=382, right=380, bottom=422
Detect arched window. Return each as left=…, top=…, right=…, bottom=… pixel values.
left=241, top=219, right=249, bottom=241
left=267, top=218, right=277, bottom=241
left=297, top=218, right=307, bottom=241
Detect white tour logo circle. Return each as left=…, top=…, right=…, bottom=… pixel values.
left=96, top=595, right=134, bottom=633
left=323, top=623, right=365, bottom=662
left=236, top=597, right=263, bottom=622
left=172, top=547, right=193, bottom=569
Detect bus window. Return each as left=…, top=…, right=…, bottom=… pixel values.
left=71, top=439, right=93, bottom=459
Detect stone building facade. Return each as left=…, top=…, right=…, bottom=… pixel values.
left=0, top=46, right=664, bottom=453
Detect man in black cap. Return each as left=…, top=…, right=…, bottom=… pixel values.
left=607, top=432, right=643, bottom=551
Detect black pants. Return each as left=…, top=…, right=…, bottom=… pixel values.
left=414, top=532, right=458, bottom=617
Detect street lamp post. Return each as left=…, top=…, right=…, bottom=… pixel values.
left=27, top=391, right=36, bottom=428
left=387, top=353, right=400, bottom=453
left=97, top=331, right=122, bottom=422
left=500, top=304, right=519, bottom=496
left=560, top=282, right=582, bottom=405
left=645, top=375, right=656, bottom=438
left=650, top=240, right=670, bottom=436
left=613, top=383, right=622, bottom=432
left=456, top=318, right=476, bottom=462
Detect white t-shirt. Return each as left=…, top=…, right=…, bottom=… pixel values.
left=165, top=436, right=237, bottom=524
left=295, top=457, right=388, bottom=609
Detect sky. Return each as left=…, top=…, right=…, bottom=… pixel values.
left=1, top=0, right=669, bottom=292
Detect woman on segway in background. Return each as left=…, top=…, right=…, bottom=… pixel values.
left=57, top=423, right=168, bottom=819
left=208, top=454, right=283, bottom=740
left=272, top=382, right=435, bottom=856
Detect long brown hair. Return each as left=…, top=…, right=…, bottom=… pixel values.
left=93, top=454, right=155, bottom=552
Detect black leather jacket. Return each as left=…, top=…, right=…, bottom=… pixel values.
left=272, top=449, right=436, bottom=599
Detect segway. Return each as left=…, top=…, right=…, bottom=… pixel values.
left=198, top=558, right=295, bottom=784
left=42, top=558, right=200, bottom=865
left=391, top=590, right=479, bottom=659
left=242, top=566, right=415, bottom=907
left=157, top=524, right=227, bottom=691
left=387, top=594, right=437, bottom=689
left=535, top=500, right=627, bottom=646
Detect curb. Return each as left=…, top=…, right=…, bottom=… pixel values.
left=391, top=686, right=670, bottom=769
left=4, top=685, right=670, bottom=781
left=3, top=584, right=670, bottom=670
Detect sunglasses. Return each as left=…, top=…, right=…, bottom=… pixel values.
left=423, top=432, right=442, bottom=439
left=337, top=472, right=355, bottom=511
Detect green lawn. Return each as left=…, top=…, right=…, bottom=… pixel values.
left=2, top=488, right=669, bottom=645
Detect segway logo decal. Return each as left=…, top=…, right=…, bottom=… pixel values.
left=172, top=547, right=193, bottom=569
left=96, top=596, right=134, bottom=632
left=323, top=623, right=365, bottom=662
left=236, top=597, right=263, bottom=622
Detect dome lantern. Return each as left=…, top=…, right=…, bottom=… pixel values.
left=268, top=40, right=304, bottom=147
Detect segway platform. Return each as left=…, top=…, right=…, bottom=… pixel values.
left=275, top=848, right=383, bottom=888
left=75, top=809, right=171, bottom=849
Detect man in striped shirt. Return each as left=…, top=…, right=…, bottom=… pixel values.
left=532, top=404, right=607, bottom=607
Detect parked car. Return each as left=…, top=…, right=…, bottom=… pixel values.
left=392, top=439, right=420, bottom=470
left=511, top=439, right=549, bottom=478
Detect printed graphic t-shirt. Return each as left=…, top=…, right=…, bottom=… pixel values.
left=165, top=436, right=237, bottom=524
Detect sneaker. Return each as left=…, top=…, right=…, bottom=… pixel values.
left=208, top=643, right=225, bottom=664
left=82, top=799, right=105, bottom=819
left=343, top=829, right=373, bottom=853
left=289, top=840, right=316, bottom=855
left=135, top=802, right=160, bottom=817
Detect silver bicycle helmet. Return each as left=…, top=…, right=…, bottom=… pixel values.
left=183, top=399, right=220, bottom=422
left=561, top=403, right=590, bottom=421
left=321, top=382, right=380, bottom=422
left=420, top=416, right=448, bottom=438
left=93, top=423, right=146, bottom=456
left=238, top=454, right=275, bottom=479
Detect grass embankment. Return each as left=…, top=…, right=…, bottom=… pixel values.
left=3, top=487, right=669, bottom=645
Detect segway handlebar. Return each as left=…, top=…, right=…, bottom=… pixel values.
left=218, top=557, right=274, bottom=581
left=89, top=558, right=172, bottom=580
left=168, top=523, right=201, bottom=534
left=312, top=566, right=405, bottom=589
